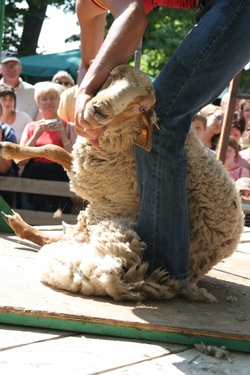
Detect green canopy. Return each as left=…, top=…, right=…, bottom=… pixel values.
left=20, top=49, right=80, bottom=84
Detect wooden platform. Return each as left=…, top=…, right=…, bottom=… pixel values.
left=0, top=226, right=249, bottom=354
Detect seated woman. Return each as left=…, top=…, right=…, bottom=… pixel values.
left=18, top=81, right=77, bottom=213
left=0, top=85, right=32, bottom=143
left=0, top=122, right=17, bottom=206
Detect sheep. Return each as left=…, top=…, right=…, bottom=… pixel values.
left=0, top=64, right=244, bottom=302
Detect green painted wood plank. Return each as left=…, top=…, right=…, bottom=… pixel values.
left=0, top=312, right=249, bottom=353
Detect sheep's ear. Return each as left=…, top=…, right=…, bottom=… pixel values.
left=135, top=107, right=158, bottom=152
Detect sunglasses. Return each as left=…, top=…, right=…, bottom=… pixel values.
left=55, top=80, right=71, bottom=87
left=213, top=113, right=223, bottom=123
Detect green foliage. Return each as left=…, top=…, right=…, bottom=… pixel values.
left=2, top=0, right=75, bottom=55
left=2, top=2, right=197, bottom=65
left=139, top=8, right=197, bottom=77
left=2, top=1, right=25, bottom=51
left=240, top=70, right=250, bottom=94
left=107, top=8, right=198, bottom=78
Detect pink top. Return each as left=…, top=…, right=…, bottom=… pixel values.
left=227, top=165, right=247, bottom=182
left=24, top=120, right=70, bottom=163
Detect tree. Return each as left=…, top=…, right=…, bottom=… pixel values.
left=5, top=3, right=248, bottom=91
left=141, top=8, right=197, bottom=77
left=106, top=7, right=197, bottom=78
left=2, top=0, right=75, bottom=56
left=3, top=3, right=197, bottom=60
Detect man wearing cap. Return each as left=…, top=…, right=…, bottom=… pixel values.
left=0, top=49, right=38, bottom=120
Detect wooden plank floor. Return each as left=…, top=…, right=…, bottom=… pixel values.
left=0, top=325, right=250, bottom=375
left=0, top=226, right=249, bottom=354
left=1, top=323, right=250, bottom=374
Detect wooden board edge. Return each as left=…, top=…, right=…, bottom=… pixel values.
left=0, top=311, right=249, bottom=353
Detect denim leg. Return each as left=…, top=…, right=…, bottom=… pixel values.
left=136, top=0, right=250, bottom=286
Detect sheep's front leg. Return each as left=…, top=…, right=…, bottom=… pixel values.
left=0, top=142, right=73, bottom=172
left=1, top=211, right=65, bottom=247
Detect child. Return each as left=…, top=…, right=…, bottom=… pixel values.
left=191, top=111, right=217, bottom=157
left=235, top=177, right=250, bottom=227
left=223, top=136, right=249, bottom=181
left=191, top=112, right=207, bottom=143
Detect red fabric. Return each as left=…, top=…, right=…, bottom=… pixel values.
left=26, top=120, right=68, bottom=163
left=143, top=0, right=199, bottom=14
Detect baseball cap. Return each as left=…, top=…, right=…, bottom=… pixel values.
left=0, top=49, right=20, bottom=64
left=235, top=177, right=250, bottom=192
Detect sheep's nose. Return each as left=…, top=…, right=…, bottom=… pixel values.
left=93, top=103, right=107, bottom=119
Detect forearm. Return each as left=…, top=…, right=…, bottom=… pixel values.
left=76, top=0, right=107, bottom=84
left=77, top=0, right=147, bottom=96
left=75, top=0, right=147, bottom=143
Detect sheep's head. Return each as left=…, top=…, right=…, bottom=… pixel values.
left=84, top=65, right=157, bottom=151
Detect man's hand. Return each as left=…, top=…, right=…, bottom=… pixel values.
left=75, top=92, right=106, bottom=148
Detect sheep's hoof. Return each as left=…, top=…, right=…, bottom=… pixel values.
left=1, top=210, right=27, bottom=237
left=1, top=210, right=14, bottom=226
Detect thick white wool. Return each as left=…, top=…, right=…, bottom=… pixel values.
left=37, top=66, right=244, bottom=301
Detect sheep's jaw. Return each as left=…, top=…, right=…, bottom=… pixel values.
left=84, top=100, right=115, bottom=127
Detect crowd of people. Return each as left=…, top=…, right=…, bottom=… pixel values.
left=1, top=45, right=250, bottom=225
left=191, top=95, right=250, bottom=227
left=0, top=49, right=77, bottom=214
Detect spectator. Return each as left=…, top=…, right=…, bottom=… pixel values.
left=191, top=112, right=207, bottom=143
left=239, top=99, right=250, bottom=126
left=52, top=71, right=75, bottom=89
left=0, top=122, right=17, bottom=206
left=239, top=121, right=250, bottom=164
left=0, top=49, right=38, bottom=120
left=230, top=122, right=242, bottom=145
left=220, top=91, right=239, bottom=112
left=18, top=81, right=77, bottom=213
left=238, top=99, right=250, bottom=147
left=235, top=177, right=250, bottom=227
left=0, top=85, right=32, bottom=143
left=203, top=107, right=224, bottom=150
left=200, top=104, right=218, bottom=118
left=230, top=111, right=245, bottom=148
left=222, top=136, right=249, bottom=181
left=58, top=84, right=77, bottom=123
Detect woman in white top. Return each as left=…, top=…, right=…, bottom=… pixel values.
left=0, top=85, right=32, bottom=142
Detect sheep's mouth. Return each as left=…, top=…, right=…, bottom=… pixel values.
left=85, top=101, right=115, bottom=125
left=93, top=106, right=108, bottom=119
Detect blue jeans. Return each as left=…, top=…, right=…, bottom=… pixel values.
left=135, top=0, right=250, bottom=287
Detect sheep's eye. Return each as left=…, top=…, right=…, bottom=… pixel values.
left=139, top=106, right=147, bottom=113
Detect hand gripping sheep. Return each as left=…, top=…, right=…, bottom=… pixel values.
left=0, top=65, right=244, bottom=302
